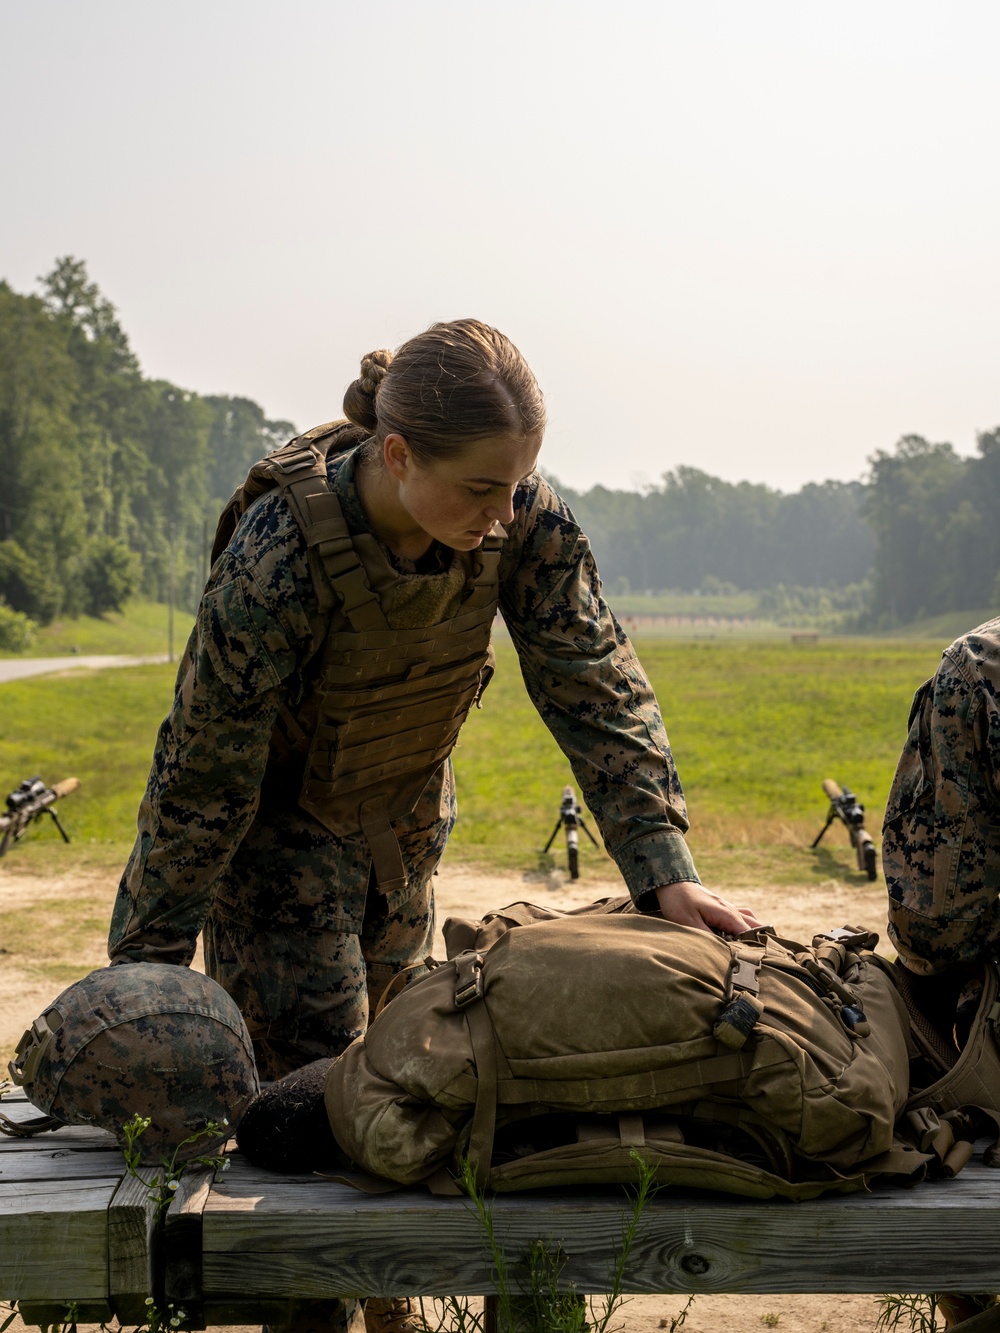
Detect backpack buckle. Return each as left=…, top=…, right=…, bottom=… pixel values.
left=454, top=953, right=485, bottom=1009
left=813, top=926, right=877, bottom=951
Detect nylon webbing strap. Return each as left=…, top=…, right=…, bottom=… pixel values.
left=714, top=943, right=765, bottom=1051
left=618, top=1113, right=645, bottom=1147
left=462, top=528, right=504, bottom=610
left=0, top=1110, right=62, bottom=1138
left=894, top=966, right=960, bottom=1074
left=462, top=984, right=499, bottom=1192
left=359, top=795, right=409, bottom=895
left=482, top=1048, right=754, bottom=1107
left=285, top=478, right=388, bottom=632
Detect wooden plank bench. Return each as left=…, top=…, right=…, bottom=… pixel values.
left=5, top=1087, right=1000, bottom=1328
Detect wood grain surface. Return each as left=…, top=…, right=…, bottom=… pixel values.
left=197, top=1156, right=1000, bottom=1299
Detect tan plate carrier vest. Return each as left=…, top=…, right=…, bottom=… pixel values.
left=213, top=421, right=503, bottom=896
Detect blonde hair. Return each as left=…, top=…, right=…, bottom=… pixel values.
left=343, top=319, right=545, bottom=463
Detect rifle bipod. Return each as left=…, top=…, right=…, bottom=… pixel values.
left=811, top=778, right=877, bottom=881
left=542, top=784, right=599, bottom=880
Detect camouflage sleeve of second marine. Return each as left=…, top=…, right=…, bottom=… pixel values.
left=108, top=497, right=322, bottom=965
left=498, top=474, right=700, bottom=904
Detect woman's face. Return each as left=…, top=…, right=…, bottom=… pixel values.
left=388, top=432, right=542, bottom=551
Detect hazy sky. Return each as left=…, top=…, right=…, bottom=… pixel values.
left=2, top=1, right=997, bottom=493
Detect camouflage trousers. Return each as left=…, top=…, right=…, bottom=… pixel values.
left=204, top=848, right=435, bottom=1333
left=885, top=618, right=1000, bottom=976
left=203, top=872, right=435, bottom=1082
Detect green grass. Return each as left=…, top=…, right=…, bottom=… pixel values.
left=0, top=662, right=177, bottom=869
left=446, top=635, right=944, bottom=874
left=0, top=598, right=194, bottom=658
left=0, top=633, right=946, bottom=885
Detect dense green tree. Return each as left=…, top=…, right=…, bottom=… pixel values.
left=559, top=470, right=872, bottom=595
left=0, top=599, right=35, bottom=651
left=0, top=259, right=296, bottom=621
left=0, top=282, right=87, bottom=616
left=82, top=536, right=142, bottom=615
left=865, top=437, right=971, bottom=624
left=204, top=396, right=295, bottom=505
left=2, top=256, right=994, bottom=633
left=0, top=540, right=60, bottom=623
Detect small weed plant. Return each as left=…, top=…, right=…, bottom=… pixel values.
left=419, top=1151, right=661, bottom=1333
left=875, top=1294, right=943, bottom=1333
left=659, top=1295, right=696, bottom=1331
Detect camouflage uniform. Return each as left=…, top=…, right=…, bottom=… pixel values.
left=109, top=444, right=699, bottom=1077
left=885, top=617, right=1000, bottom=976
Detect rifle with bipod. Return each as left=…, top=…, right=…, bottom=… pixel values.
left=543, top=784, right=599, bottom=880
left=0, top=776, right=80, bottom=857
left=811, top=779, right=878, bottom=881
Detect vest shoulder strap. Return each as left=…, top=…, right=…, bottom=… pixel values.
left=210, top=420, right=368, bottom=566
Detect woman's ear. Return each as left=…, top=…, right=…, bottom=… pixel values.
left=383, top=433, right=413, bottom=482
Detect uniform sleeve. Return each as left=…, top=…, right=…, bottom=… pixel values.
left=499, top=476, right=700, bottom=904
left=108, top=499, right=321, bottom=965
left=885, top=623, right=1000, bottom=975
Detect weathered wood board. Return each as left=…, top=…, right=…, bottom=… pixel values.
left=194, top=1155, right=1000, bottom=1301
left=0, top=1089, right=122, bottom=1311
left=7, top=1081, right=1000, bottom=1327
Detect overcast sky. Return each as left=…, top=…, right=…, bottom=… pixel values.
left=2, top=1, right=997, bottom=493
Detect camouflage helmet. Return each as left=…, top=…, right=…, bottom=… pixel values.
left=8, top=963, right=259, bottom=1161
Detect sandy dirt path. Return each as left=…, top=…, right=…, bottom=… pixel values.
left=1, top=860, right=897, bottom=1333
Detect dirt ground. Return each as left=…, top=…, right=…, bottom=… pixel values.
left=1, top=859, right=899, bottom=1333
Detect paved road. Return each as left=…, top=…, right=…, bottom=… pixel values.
left=0, top=653, right=170, bottom=683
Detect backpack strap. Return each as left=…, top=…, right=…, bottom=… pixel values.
left=453, top=953, right=498, bottom=1191
left=713, top=941, right=766, bottom=1050
left=0, top=1109, right=62, bottom=1138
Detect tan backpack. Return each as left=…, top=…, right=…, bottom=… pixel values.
left=325, top=903, right=948, bottom=1200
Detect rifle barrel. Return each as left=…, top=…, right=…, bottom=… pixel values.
left=0, top=777, right=79, bottom=833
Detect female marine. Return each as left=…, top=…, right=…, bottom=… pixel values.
left=109, top=319, right=758, bottom=1080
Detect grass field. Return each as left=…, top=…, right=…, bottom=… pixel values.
left=447, top=635, right=944, bottom=882
left=0, top=663, right=175, bottom=868
left=0, top=633, right=946, bottom=887
left=0, top=598, right=194, bottom=658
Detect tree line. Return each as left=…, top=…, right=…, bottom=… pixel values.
left=0, top=258, right=293, bottom=645
left=555, top=427, right=999, bottom=628
left=0, top=258, right=995, bottom=643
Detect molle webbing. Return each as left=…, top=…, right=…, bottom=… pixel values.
left=249, top=428, right=503, bottom=893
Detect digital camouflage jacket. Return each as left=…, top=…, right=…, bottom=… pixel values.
left=885, top=616, right=1000, bottom=975
left=109, top=444, right=700, bottom=966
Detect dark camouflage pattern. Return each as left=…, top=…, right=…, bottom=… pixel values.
left=203, top=876, right=435, bottom=1081
left=108, top=439, right=699, bottom=1071
left=885, top=617, right=1000, bottom=975
left=10, top=963, right=258, bottom=1161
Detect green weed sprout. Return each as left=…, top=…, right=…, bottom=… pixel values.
left=875, top=1293, right=943, bottom=1333
left=423, top=1149, right=661, bottom=1333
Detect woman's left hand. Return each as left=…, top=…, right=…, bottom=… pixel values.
left=654, top=881, right=763, bottom=935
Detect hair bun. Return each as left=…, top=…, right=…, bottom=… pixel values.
left=359, top=349, right=393, bottom=396
left=343, top=349, right=394, bottom=431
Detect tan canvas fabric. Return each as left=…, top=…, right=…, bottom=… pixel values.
left=325, top=909, right=927, bottom=1200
